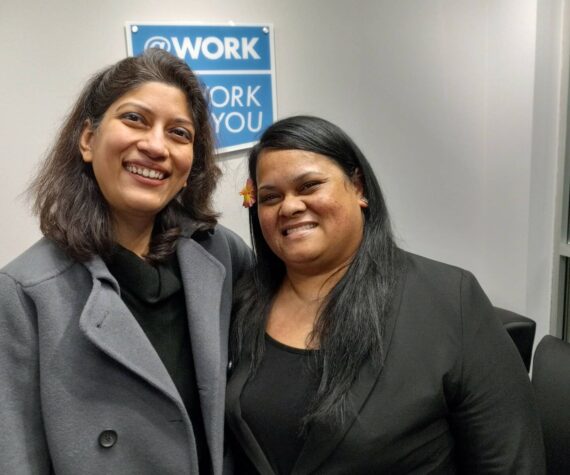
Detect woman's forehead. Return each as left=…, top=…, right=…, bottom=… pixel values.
left=256, top=149, right=346, bottom=183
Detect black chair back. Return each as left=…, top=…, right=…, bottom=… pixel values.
left=532, top=335, right=570, bottom=474
left=495, top=307, right=536, bottom=372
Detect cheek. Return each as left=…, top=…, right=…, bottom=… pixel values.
left=312, top=196, right=341, bottom=217
left=172, top=156, right=194, bottom=186
left=178, top=154, right=194, bottom=175
left=90, top=159, right=111, bottom=189
left=185, top=154, right=194, bottom=172
left=258, top=209, right=277, bottom=241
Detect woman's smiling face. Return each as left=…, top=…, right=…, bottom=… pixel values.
left=79, top=81, right=195, bottom=228
left=256, top=149, right=367, bottom=275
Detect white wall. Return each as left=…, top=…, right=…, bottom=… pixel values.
left=529, top=0, right=567, bottom=338
left=0, top=1, right=561, bottom=342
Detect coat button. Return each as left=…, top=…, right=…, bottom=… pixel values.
left=227, top=360, right=233, bottom=373
left=98, top=430, right=118, bottom=448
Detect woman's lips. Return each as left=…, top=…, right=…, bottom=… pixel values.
left=282, top=223, right=317, bottom=236
left=124, top=163, right=167, bottom=180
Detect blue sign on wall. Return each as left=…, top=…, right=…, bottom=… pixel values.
left=125, top=23, right=276, bottom=153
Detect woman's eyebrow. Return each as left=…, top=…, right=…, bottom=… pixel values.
left=258, top=171, right=327, bottom=191
left=115, top=102, right=194, bottom=126
left=115, top=101, right=151, bottom=114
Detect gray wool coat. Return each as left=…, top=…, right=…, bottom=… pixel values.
left=0, top=224, right=251, bottom=475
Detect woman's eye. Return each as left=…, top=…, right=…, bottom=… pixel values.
left=259, top=194, right=279, bottom=204
left=121, top=112, right=143, bottom=123
left=300, top=181, right=321, bottom=192
left=171, top=128, right=193, bottom=143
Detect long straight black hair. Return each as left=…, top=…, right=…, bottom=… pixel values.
left=231, top=115, right=401, bottom=429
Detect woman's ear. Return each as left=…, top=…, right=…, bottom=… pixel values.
left=351, top=168, right=368, bottom=208
left=79, top=120, right=94, bottom=163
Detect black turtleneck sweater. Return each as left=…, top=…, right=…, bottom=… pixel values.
left=105, top=246, right=211, bottom=474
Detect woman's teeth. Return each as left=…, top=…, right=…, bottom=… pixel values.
left=284, top=223, right=316, bottom=236
left=125, top=164, right=165, bottom=180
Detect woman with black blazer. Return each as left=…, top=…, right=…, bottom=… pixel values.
left=0, top=49, right=251, bottom=474
left=227, top=115, right=545, bottom=474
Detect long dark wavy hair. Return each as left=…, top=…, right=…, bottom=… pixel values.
left=29, top=48, right=219, bottom=263
left=231, top=115, right=401, bottom=429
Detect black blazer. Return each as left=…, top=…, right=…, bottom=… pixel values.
left=226, top=252, right=545, bottom=474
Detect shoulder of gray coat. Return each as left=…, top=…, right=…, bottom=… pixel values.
left=0, top=238, right=76, bottom=288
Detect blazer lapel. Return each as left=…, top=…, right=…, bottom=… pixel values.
left=292, top=258, right=407, bottom=475
left=291, top=361, right=389, bottom=475
left=177, top=237, right=226, bottom=469
left=79, top=258, right=181, bottom=405
left=226, top=353, right=276, bottom=474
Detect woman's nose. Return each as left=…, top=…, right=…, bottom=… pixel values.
left=279, top=194, right=306, bottom=217
left=138, top=128, right=168, bottom=159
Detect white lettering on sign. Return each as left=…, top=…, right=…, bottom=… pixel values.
left=208, top=84, right=264, bottom=136
left=211, top=112, right=263, bottom=134
left=171, top=37, right=260, bottom=60
left=247, top=86, right=261, bottom=107
left=209, top=85, right=261, bottom=108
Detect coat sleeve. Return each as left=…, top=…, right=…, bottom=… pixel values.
left=448, top=270, right=545, bottom=474
left=0, top=273, right=51, bottom=473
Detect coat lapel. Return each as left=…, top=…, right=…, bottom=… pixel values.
left=79, top=258, right=181, bottom=405
left=177, top=237, right=226, bottom=470
left=290, top=361, right=385, bottom=475
left=79, top=232, right=229, bottom=474
left=291, top=257, right=408, bottom=475
left=226, top=355, right=276, bottom=474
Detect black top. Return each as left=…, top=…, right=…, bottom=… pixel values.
left=105, top=246, right=211, bottom=474
left=240, top=334, right=320, bottom=475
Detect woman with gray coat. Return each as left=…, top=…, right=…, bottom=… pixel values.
left=0, top=49, right=250, bottom=474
